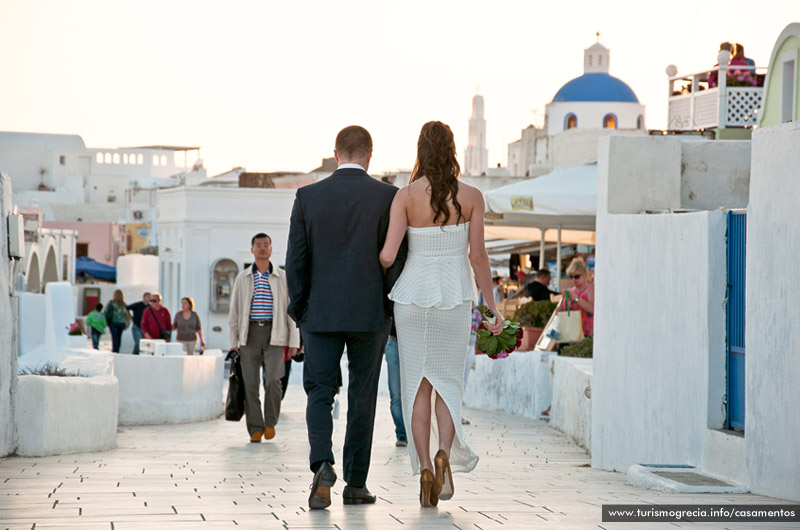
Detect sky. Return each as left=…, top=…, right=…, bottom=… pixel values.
left=0, top=0, right=796, bottom=177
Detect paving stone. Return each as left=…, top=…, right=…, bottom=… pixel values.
left=0, top=385, right=794, bottom=529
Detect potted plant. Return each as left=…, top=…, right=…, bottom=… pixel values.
left=512, top=300, right=557, bottom=351
left=66, top=321, right=87, bottom=348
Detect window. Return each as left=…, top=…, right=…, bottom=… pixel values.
left=59, top=155, right=66, bottom=166
left=160, top=154, right=168, bottom=166
left=565, top=113, right=578, bottom=130
left=104, top=153, right=112, bottom=164
left=153, top=155, right=160, bottom=166
left=599, top=55, right=602, bottom=66
left=137, top=154, right=144, bottom=165
left=113, top=153, right=120, bottom=164
left=781, top=57, right=796, bottom=123
left=123, top=153, right=129, bottom=164
left=96, top=153, right=103, bottom=164
left=76, top=243, right=89, bottom=258
left=637, top=115, right=645, bottom=129
left=588, top=55, right=592, bottom=66
left=603, top=114, right=617, bottom=129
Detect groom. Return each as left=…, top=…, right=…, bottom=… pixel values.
left=286, top=125, right=406, bottom=509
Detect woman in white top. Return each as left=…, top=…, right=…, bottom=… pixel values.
left=380, top=121, right=503, bottom=507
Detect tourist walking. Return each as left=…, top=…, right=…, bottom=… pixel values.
left=104, top=289, right=131, bottom=353
left=380, top=121, right=503, bottom=507
left=228, top=233, right=299, bottom=444
left=286, top=125, right=407, bottom=510
left=126, top=292, right=151, bottom=355
left=173, top=297, right=205, bottom=354
left=141, top=292, right=172, bottom=342
left=85, top=303, right=107, bottom=350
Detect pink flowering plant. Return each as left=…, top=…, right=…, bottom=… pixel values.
left=475, top=305, right=522, bottom=359
left=67, top=322, right=83, bottom=336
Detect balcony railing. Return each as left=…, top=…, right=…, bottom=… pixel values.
left=667, top=65, right=766, bottom=131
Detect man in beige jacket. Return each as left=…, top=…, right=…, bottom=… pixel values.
left=229, top=233, right=300, bottom=443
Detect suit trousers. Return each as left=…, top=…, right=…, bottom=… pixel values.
left=303, top=326, right=388, bottom=488
left=240, top=321, right=285, bottom=435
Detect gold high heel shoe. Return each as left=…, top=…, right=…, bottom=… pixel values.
left=434, top=450, right=454, bottom=501
left=419, top=468, right=440, bottom=507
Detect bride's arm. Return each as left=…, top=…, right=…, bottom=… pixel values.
left=379, top=189, right=409, bottom=269
left=467, top=190, right=504, bottom=334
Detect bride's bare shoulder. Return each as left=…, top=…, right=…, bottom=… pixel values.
left=457, top=181, right=482, bottom=201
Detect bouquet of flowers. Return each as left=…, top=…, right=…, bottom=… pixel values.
left=475, top=305, right=522, bottom=359
left=67, top=322, right=83, bottom=336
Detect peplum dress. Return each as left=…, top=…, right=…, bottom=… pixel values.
left=388, top=222, right=479, bottom=475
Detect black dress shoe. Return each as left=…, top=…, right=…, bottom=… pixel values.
left=308, top=462, right=337, bottom=510
left=342, top=485, right=376, bottom=505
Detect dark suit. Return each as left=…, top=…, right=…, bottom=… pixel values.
left=286, top=166, right=406, bottom=487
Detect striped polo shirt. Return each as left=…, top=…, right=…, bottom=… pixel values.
left=250, top=263, right=273, bottom=321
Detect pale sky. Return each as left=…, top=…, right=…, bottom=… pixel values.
left=0, top=0, right=796, bottom=177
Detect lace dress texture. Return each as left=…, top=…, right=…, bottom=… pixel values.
left=388, top=222, right=479, bottom=475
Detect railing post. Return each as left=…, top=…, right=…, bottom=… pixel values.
left=718, top=50, right=730, bottom=130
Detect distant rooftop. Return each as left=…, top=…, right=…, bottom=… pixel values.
left=122, top=145, right=200, bottom=151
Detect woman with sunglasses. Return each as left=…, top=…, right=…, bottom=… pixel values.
left=560, top=257, right=594, bottom=339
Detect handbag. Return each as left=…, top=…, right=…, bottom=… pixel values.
left=224, top=349, right=246, bottom=421
left=149, top=307, right=171, bottom=341
left=555, top=291, right=583, bottom=344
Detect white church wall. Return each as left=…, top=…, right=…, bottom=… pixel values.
left=546, top=101, right=645, bottom=137
left=746, top=121, right=800, bottom=501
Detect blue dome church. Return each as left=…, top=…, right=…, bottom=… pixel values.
left=544, top=40, right=646, bottom=136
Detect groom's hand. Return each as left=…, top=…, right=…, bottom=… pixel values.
left=289, top=348, right=298, bottom=357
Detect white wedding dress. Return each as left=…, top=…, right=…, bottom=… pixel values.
left=389, top=222, right=479, bottom=475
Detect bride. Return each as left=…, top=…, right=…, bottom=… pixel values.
left=379, top=121, right=503, bottom=507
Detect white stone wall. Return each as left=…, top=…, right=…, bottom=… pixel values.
left=15, top=374, right=118, bottom=457
left=0, top=172, right=17, bottom=456
left=592, top=209, right=727, bottom=472
left=115, top=355, right=224, bottom=425
left=745, top=121, right=800, bottom=501
left=551, top=357, right=592, bottom=452
left=463, top=350, right=554, bottom=420
left=593, top=136, right=734, bottom=476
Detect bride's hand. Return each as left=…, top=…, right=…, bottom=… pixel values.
left=486, top=311, right=504, bottom=335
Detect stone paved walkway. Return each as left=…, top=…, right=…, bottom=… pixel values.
left=0, top=385, right=795, bottom=530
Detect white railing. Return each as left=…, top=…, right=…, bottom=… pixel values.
left=667, top=65, right=766, bottom=131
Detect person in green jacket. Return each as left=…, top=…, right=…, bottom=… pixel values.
left=85, top=303, right=107, bottom=350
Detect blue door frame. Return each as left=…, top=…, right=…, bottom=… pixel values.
left=726, top=212, right=746, bottom=431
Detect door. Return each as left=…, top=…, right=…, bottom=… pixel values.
left=726, top=211, right=746, bottom=431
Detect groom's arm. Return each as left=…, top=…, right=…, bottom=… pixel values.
left=286, top=191, right=310, bottom=324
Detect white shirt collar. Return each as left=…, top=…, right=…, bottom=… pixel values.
left=337, top=163, right=366, bottom=171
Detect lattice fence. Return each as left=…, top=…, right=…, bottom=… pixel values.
left=727, top=88, right=763, bottom=126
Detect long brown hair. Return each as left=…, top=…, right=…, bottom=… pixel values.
left=410, top=121, right=464, bottom=227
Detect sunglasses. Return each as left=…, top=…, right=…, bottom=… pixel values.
left=569, top=274, right=582, bottom=279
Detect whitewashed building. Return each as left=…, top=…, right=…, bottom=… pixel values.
left=507, top=39, right=647, bottom=177
left=592, top=123, right=799, bottom=501
left=157, top=186, right=297, bottom=351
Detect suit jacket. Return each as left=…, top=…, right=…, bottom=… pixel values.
left=286, top=167, right=407, bottom=333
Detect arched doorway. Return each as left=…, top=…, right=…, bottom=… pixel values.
left=28, top=252, right=41, bottom=293
left=42, top=246, right=59, bottom=291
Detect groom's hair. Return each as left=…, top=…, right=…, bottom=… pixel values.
left=335, top=126, right=372, bottom=158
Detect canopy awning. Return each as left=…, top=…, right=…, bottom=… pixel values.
left=75, top=256, right=116, bottom=281
left=484, top=162, right=597, bottom=231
